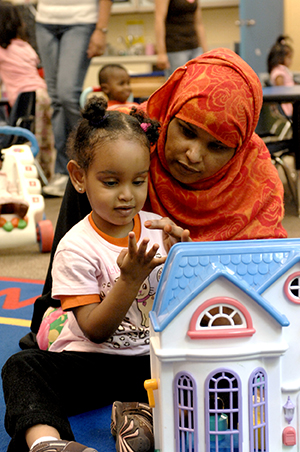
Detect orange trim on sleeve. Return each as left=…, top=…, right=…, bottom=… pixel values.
left=60, top=294, right=100, bottom=311
left=88, top=212, right=141, bottom=246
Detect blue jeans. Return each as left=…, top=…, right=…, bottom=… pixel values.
left=35, top=23, right=95, bottom=174
left=165, top=47, right=203, bottom=79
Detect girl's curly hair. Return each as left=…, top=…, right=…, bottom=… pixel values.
left=67, top=96, right=160, bottom=170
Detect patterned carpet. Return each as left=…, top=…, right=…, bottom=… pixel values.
left=0, top=277, right=114, bottom=452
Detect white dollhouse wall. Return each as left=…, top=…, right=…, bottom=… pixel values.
left=148, top=240, right=300, bottom=452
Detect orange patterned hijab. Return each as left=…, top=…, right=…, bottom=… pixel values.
left=144, top=48, right=287, bottom=241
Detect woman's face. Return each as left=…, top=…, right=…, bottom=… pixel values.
left=164, top=118, right=236, bottom=184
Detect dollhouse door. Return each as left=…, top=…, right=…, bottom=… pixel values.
left=238, top=0, right=283, bottom=74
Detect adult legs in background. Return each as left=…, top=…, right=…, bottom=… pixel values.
left=35, top=23, right=94, bottom=194
left=2, top=349, right=150, bottom=452
left=35, top=88, right=55, bottom=181
left=165, top=47, right=204, bottom=79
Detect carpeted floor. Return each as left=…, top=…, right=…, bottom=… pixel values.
left=0, top=277, right=115, bottom=452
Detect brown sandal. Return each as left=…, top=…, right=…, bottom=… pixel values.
left=111, top=401, right=154, bottom=452
left=30, top=440, right=98, bottom=452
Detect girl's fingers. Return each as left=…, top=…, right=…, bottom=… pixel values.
left=127, top=231, right=138, bottom=257
left=145, top=242, right=160, bottom=261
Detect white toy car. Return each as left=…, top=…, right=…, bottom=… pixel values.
left=0, top=126, right=54, bottom=252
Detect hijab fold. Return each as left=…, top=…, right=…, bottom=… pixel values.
left=145, top=48, right=287, bottom=241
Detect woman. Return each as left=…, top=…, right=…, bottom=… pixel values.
left=36, top=0, right=112, bottom=196
left=22, top=47, right=287, bottom=342
left=155, top=0, right=208, bottom=78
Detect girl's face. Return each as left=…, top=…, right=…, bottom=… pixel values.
left=284, top=50, right=293, bottom=68
left=83, top=137, right=149, bottom=237
left=164, top=118, right=236, bottom=184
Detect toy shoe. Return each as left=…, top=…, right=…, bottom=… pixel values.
left=111, top=401, right=154, bottom=452
left=30, top=439, right=98, bottom=452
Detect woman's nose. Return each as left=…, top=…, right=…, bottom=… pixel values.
left=186, top=143, right=204, bottom=164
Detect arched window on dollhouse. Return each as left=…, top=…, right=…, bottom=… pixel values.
left=174, top=372, right=198, bottom=452
left=249, top=368, right=269, bottom=452
left=188, top=296, right=255, bottom=339
left=284, top=272, right=300, bottom=304
left=205, top=369, right=242, bottom=452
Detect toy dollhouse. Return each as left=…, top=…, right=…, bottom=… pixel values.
left=145, top=239, right=300, bottom=452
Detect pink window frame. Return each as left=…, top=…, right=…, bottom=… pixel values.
left=284, top=272, right=300, bottom=304
left=188, top=296, right=255, bottom=339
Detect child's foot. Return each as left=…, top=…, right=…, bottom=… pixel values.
left=30, top=439, right=98, bottom=452
left=111, top=401, right=154, bottom=452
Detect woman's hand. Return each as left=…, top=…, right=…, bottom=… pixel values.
left=144, top=217, right=192, bottom=253
left=87, top=30, right=107, bottom=58
left=156, top=53, right=170, bottom=70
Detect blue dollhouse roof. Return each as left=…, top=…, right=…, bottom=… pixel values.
left=150, top=238, right=300, bottom=332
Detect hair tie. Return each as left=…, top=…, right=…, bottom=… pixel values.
left=140, top=122, right=150, bottom=132
left=90, top=115, right=108, bottom=127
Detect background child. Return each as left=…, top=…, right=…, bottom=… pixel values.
left=98, top=63, right=139, bottom=108
left=0, top=1, right=55, bottom=180
left=267, top=35, right=295, bottom=117
left=2, top=96, right=190, bottom=452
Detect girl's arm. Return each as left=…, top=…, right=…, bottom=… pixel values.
left=73, top=232, right=166, bottom=343
left=155, top=0, right=171, bottom=70
left=194, top=2, right=208, bottom=53
left=274, top=75, right=285, bottom=86
left=87, top=0, right=112, bottom=58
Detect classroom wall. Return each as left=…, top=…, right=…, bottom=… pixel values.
left=107, top=7, right=240, bottom=54
left=6, top=1, right=300, bottom=72
left=284, top=0, right=300, bottom=72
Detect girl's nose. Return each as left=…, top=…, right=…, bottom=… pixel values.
left=118, top=186, right=134, bottom=201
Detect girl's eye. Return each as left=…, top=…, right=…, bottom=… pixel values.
left=133, top=179, right=146, bottom=186
left=103, top=180, right=118, bottom=187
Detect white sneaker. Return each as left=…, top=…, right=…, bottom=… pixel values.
left=42, top=173, right=68, bottom=197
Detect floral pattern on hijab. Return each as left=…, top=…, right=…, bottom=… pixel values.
left=145, top=48, right=287, bottom=241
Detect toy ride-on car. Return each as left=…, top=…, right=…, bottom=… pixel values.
left=0, top=126, right=54, bottom=253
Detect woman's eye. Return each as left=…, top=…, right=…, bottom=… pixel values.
left=180, top=123, right=196, bottom=139
left=209, top=142, right=227, bottom=151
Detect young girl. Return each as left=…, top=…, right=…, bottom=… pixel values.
left=2, top=96, right=190, bottom=452
left=0, top=1, right=55, bottom=180
left=267, top=35, right=295, bottom=117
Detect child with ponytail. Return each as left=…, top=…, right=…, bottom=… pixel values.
left=2, top=96, right=190, bottom=452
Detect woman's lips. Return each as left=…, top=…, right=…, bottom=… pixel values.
left=177, top=161, right=201, bottom=174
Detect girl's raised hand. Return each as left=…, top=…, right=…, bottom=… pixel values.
left=144, top=217, right=192, bottom=253
left=117, top=232, right=166, bottom=286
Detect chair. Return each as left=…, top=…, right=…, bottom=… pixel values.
left=256, top=101, right=297, bottom=205
left=0, top=91, right=48, bottom=185
left=0, top=91, right=36, bottom=149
